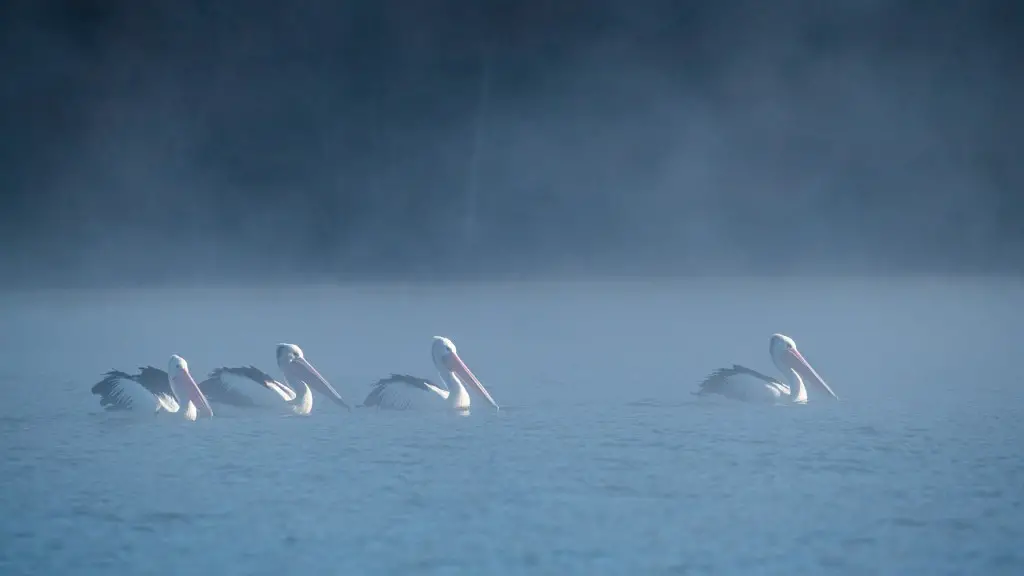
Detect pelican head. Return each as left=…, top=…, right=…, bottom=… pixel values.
left=431, top=336, right=499, bottom=410
left=769, top=334, right=838, bottom=400
left=276, top=343, right=304, bottom=366
left=168, top=354, right=189, bottom=374
left=275, top=342, right=347, bottom=409
left=167, top=354, right=214, bottom=419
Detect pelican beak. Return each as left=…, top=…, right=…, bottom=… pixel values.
left=444, top=351, right=499, bottom=410
left=285, top=356, right=351, bottom=410
left=173, top=366, right=214, bottom=418
left=786, top=348, right=839, bottom=400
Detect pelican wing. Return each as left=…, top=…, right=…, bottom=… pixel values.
left=91, top=367, right=178, bottom=412
left=360, top=373, right=449, bottom=410
left=696, top=364, right=789, bottom=403
left=135, top=367, right=175, bottom=397
left=201, top=366, right=296, bottom=407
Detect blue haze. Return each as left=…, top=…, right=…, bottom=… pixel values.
left=1, top=278, right=1022, bottom=574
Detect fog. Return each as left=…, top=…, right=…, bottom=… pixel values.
left=2, top=278, right=1022, bottom=576
left=2, top=278, right=1021, bottom=419
left=1, top=1, right=1021, bottom=287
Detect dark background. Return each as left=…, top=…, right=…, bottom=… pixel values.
left=1, top=0, right=1021, bottom=286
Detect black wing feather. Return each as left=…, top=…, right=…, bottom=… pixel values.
left=360, top=373, right=443, bottom=408
left=135, top=367, right=173, bottom=397
left=696, top=364, right=781, bottom=395
left=199, top=366, right=279, bottom=407
left=91, top=370, right=135, bottom=410
left=215, top=366, right=278, bottom=386
left=90, top=367, right=169, bottom=410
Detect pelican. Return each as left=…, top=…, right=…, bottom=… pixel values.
left=361, top=336, right=499, bottom=413
left=200, top=344, right=349, bottom=414
left=200, top=366, right=297, bottom=408
left=695, top=333, right=838, bottom=404
left=91, top=355, right=214, bottom=421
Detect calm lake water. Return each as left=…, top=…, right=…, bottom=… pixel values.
left=1, top=278, right=1022, bottom=575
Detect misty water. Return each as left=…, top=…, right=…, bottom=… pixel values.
left=1, top=278, right=1022, bottom=574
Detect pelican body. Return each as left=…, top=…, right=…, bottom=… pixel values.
left=696, top=334, right=838, bottom=404
left=200, top=344, right=348, bottom=415
left=361, top=336, right=499, bottom=413
left=91, top=355, right=214, bottom=421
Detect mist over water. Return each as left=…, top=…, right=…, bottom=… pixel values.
left=2, top=278, right=1023, bottom=573
left=3, top=277, right=1022, bottom=410
left=3, top=1, right=1024, bottom=572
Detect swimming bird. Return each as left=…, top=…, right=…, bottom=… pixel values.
left=695, top=333, right=838, bottom=404
left=200, top=366, right=296, bottom=408
left=361, top=336, right=499, bottom=413
left=200, top=344, right=349, bottom=414
left=91, top=355, right=215, bottom=421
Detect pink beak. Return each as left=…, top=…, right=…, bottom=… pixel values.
left=284, top=356, right=350, bottom=410
left=445, top=351, right=499, bottom=410
left=173, top=367, right=215, bottom=418
left=786, top=348, right=838, bottom=400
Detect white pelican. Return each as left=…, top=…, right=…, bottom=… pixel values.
left=695, top=333, right=838, bottom=404
left=200, top=366, right=297, bottom=408
left=200, top=343, right=349, bottom=414
left=91, top=355, right=214, bottom=421
left=361, top=336, right=499, bottom=413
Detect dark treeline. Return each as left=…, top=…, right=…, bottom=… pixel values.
left=1, top=0, right=1022, bottom=286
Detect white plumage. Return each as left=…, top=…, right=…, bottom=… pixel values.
left=361, top=373, right=450, bottom=411
left=695, top=334, right=838, bottom=405
left=200, top=366, right=297, bottom=409
left=91, top=367, right=180, bottom=413
left=360, top=336, right=498, bottom=413
left=91, top=355, right=214, bottom=421
left=696, top=365, right=791, bottom=404
left=201, top=344, right=349, bottom=415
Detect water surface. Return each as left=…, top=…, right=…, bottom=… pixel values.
left=1, top=278, right=1022, bottom=574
